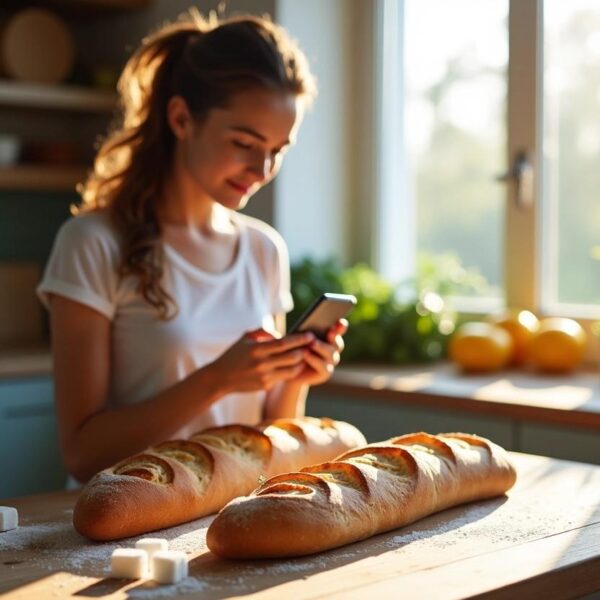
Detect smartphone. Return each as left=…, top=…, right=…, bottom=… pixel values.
left=288, top=293, right=357, bottom=340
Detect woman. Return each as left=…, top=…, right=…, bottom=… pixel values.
left=38, top=11, right=347, bottom=483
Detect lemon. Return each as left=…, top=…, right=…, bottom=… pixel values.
left=488, top=309, right=539, bottom=365
left=449, top=322, right=513, bottom=372
left=527, top=317, right=586, bottom=373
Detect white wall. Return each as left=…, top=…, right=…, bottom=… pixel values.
left=274, top=0, right=374, bottom=265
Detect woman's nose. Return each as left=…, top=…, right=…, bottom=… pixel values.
left=248, top=152, right=272, bottom=181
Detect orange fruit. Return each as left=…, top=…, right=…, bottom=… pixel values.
left=527, top=317, right=587, bottom=373
left=449, top=322, right=513, bottom=372
left=488, top=309, right=539, bottom=365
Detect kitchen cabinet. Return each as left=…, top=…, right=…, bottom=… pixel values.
left=308, top=390, right=514, bottom=447
left=0, top=376, right=66, bottom=498
left=518, top=422, right=600, bottom=464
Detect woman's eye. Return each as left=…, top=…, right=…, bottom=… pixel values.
left=233, top=141, right=252, bottom=150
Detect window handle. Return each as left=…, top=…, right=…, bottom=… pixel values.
left=496, top=150, right=534, bottom=209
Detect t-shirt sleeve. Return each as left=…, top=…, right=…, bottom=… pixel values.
left=271, top=235, right=294, bottom=315
left=37, top=214, right=120, bottom=320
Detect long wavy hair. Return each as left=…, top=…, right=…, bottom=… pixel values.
left=76, top=9, right=316, bottom=319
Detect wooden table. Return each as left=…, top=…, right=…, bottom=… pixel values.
left=1, top=452, right=599, bottom=599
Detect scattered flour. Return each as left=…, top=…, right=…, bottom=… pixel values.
left=127, top=577, right=209, bottom=599
left=382, top=494, right=572, bottom=551
left=0, top=514, right=212, bottom=576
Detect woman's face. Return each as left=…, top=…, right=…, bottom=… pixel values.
left=172, top=88, right=303, bottom=210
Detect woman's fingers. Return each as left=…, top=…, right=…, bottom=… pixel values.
left=238, top=320, right=348, bottom=388
left=244, top=328, right=277, bottom=342
left=337, top=318, right=349, bottom=335
left=303, top=348, right=334, bottom=375
left=326, top=319, right=348, bottom=347
left=261, top=348, right=306, bottom=370
left=308, top=338, right=340, bottom=366
left=264, top=362, right=306, bottom=388
left=253, top=332, right=315, bottom=357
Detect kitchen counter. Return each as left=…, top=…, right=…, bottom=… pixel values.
left=1, top=452, right=599, bottom=599
left=323, top=363, right=600, bottom=431
left=0, top=347, right=52, bottom=379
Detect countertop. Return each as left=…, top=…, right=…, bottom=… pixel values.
left=322, top=363, right=600, bottom=430
left=1, top=452, right=599, bottom=599
left=0, top=347, right=52, bottom=379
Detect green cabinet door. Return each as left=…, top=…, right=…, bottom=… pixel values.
left=0, top=377, right=67, bottom=499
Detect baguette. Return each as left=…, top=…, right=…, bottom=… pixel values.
left=207, top=432, right=517, bottom=559
left=73, top=417, right=366, bottom=541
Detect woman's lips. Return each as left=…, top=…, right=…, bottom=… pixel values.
left=227, top=180, right=250, bottom=194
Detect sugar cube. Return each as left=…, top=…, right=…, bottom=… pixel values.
left=152, top=550, right=188, bottom=584
left=110, top=548, right=148, bottom=579
left=135, top=538, right=168, bottom=560
left=0, top=507, right=18, bottom=532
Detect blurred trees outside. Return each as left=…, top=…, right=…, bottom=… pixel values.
left=408, top=1, right=600, bottom=306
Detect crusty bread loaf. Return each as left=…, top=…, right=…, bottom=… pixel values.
left=73, top=417, right=366, bottom=541
left=207, top=432, right=517, bottom=559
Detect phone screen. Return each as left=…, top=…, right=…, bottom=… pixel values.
left=288, top=293, right=357, bottom=340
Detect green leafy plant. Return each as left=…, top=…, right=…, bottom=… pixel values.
left=288, top=253, right=492, bottom=364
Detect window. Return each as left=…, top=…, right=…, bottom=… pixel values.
left=405, top=0, right=507, bottom=308
left=374, top=0, right=600, bottom=339
left=543, top=0, right=600, bottom=315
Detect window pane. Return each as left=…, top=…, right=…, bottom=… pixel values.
left=405, top=0, right=508, bottom=300
left=543, top=1, right=600, bottom=310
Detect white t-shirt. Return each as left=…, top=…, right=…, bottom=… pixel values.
left=37, top=210, right=294, bottom=439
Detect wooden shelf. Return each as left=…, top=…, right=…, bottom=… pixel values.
left=47, top=0, right=150, bottom=9
left=0, top=80, right=116, bottom=113
left=0, top=164, right=88, bottom=192
left=3, top=0, right=151, bottom=14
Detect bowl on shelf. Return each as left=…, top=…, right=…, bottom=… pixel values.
left=0, top=134, right=21, bottom=166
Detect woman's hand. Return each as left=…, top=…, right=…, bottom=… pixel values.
left=292, top=318, right=348, bottom=386
left=209, top=328, right=316, bottom=394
